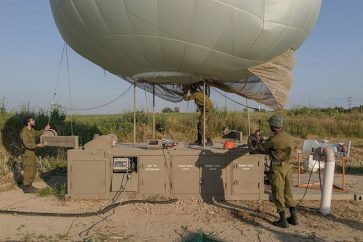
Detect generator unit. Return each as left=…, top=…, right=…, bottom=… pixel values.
left=66, top=134, right=265, bottom=200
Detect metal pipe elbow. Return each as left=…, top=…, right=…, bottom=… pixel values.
left=313, top=146, right=335, bottom=162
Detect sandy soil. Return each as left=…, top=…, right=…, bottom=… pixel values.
left=0, top=137, right=362, bottom=241
left=0, top=178, right=362, bottom=242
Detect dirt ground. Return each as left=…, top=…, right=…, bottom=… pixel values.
left=0, top=176, right=362, bottom=242
left=0, top=137, right=362, bottom=241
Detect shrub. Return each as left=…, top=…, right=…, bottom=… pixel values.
left=161, top=107, right=173, bottom=113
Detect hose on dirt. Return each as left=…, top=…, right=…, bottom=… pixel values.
left=0, top=199, right=177, bottom=217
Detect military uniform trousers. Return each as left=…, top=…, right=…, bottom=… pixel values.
left=197, top=109, right=211, bottom=140
left=22, top=150, right=37, bottom=186
left=269, top=162, right=295, bottom=212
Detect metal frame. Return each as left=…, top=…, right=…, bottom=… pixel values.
left=296, top=151, right=347, bottom=192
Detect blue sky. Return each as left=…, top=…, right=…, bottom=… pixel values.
left=0, top=0, right=362, bottom=114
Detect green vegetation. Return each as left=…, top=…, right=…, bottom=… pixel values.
left=37, top=184, right=66, bottom=200
left=1, top=106, right=363, bottom=146
left=1, top=106, right=363, bottom=151
left=0, top=106, right=362, bottom=193
left=180, top=230, right=226, bottom=242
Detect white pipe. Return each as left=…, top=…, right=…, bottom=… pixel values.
left=313, top=146, right=335, bottom=215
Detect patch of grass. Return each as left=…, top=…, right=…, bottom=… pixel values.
left=38, top=154, right=67, bottom=177
left=19, top=234, right=32, bottom=242
left=0, top=180, right=17, bottom=192
left=344, top=166, right=363, bottom=174
left=180, top=230, right=226, bottom=242
left=37, top=184, right=66, bottom=200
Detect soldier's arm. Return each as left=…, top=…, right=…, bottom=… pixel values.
left=257, top=138, right=274, bottom=154
left=21, top=131, right=37, bottom=150
left=183, top=93, right=193, bottom=101
left=35, top=129, right=45, bottom=137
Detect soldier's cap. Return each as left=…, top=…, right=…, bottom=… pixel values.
left=268, top=114, right=283, bottom=128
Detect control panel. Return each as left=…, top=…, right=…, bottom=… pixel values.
left=113, top=157, right=137, bottom=173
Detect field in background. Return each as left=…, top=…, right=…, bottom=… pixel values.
left=1, top=107, right=362, bottom=189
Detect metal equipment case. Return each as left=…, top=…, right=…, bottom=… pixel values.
left=67, top=135, right=264, bottom=200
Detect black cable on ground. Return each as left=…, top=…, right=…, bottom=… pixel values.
left=0, top=199, right=177, bottom=217
left=79, top=172, right=130, bottom=237
left=296, top=159, right=321, bottom=210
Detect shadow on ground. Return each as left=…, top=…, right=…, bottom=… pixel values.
left=210, top=201, right=327, bottom=242
left=39, top=166, right=67, bottom=190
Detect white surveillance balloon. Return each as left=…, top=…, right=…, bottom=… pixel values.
left=50, top=0, right=322, bottom=109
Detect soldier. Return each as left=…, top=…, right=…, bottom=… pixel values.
left=255, top=114, right=298, bottom=228
left=183, top=84, right=213, bottom=146
left=20, top=116, right=50, bottom=193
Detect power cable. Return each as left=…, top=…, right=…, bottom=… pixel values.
left=163, top=149, right=174, bottom=195
left=296, top=159, right=321, bottom=209
left=0, top=199, right=176, bottom=217
left=65, top=217, right=79, bottom=237
left=78, top=172, right=130, bottom=237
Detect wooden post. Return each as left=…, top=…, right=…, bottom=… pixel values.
left=297, top=151, right=301, bottom=187
left=152, top=83, right=156, bottom=139
left=342, top=157, right=346, bottom=190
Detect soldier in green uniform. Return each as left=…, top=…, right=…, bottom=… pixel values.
left=255, top=114, right=298, bottom=228
left=183, top=84, right=213, bottom=146
left=20, top=116, right=50, bottom=193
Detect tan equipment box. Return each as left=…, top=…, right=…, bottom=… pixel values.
left=67, top=135, right=264, bottom=200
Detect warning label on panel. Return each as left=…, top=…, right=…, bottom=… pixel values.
left=238, top=164, right=254, bottom=168
left=145, top=164, right=160, bottom=171
left=177, top=164, right=194, bottom=171
left=145, top=168, right=160, bottom=171
left=205, top=164, right=221, bottom=171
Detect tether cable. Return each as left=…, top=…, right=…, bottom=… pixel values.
left=61, top=83, right=133, bottom=112
left=212, top=87, right=258, bottom=111
left=48, top=42, right=66, bottom=125
left=65, top=44, right=74, bottom=135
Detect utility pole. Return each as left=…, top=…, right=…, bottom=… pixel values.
left=347, top=96, right=352, bottom=110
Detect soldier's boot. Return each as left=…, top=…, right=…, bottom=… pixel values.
left=287, top=207, right=298, bottom=225
left=191, top=134, right=203, bottom=145
left=30, top=184, right=40, bottom=193
left=206, top=138, right=214, bottom=146
left=273, top=211, right=289, bottom=228
left=191, top=139, right=202, bottom=145
left=23, top=184, right=39, bottom=193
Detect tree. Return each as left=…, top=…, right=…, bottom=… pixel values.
left=161, top=107, right=173, bottom=113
